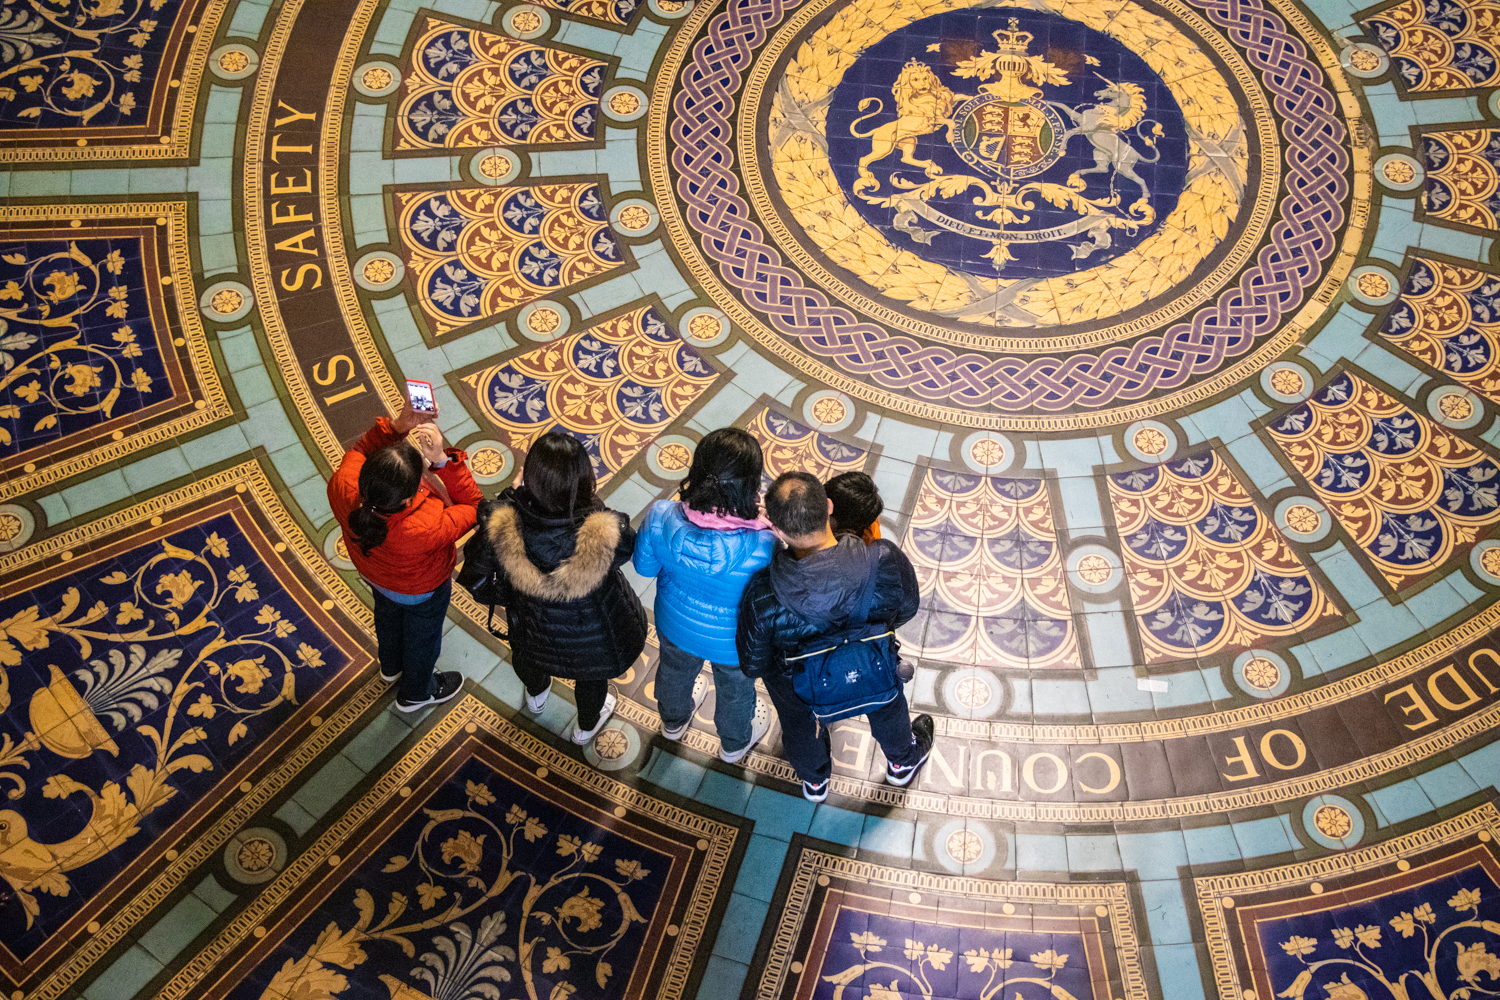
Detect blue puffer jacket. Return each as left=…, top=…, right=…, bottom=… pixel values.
left=633, top=500, right=775, bottom=666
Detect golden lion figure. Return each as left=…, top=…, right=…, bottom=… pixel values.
left=848, top=60, right=964, bottom=199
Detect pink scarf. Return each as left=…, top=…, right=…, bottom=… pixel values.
left=682, top=503, right=770, bottom=531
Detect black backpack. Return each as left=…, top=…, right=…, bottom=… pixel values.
left=785, top=544, right=900, bottom=723
left=455, top=498, right=509, bottom=639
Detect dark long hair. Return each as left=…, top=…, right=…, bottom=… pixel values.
left=522, top=433, right=597, bottom=519
left=826, top=471, right=883, bottom=537
left=349, top=441, right=423, bottom=554
left=679, top=427, right=763, bottom=520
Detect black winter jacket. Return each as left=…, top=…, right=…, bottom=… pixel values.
left=485, top=488, right=647, bottom=681
left=736, top=535, right=920, bottom=679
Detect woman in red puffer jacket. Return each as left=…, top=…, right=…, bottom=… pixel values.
left=328, top=403, right=481, bottom=711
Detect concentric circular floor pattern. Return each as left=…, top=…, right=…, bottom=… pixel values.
left=1, top=0, right=1499, bottom=998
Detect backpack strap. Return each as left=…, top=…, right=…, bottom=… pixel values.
left=850, top=542, right=884, bottom=629
left=787, top=544, right=886, bottom=664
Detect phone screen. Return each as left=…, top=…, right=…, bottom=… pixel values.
left=407, top=379, right=435, bottom=412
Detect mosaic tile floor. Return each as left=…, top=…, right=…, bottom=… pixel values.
left=2, top=0, right=1500, bottom=997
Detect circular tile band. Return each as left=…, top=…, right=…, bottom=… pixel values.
left=651, top=0, right=1362, bottom=427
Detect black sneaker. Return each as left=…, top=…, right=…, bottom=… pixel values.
left=885, top=714, right=935, bottom=786
left=379, top=664, right=402, bottom=684
left=396, top=671, right=463, bottom=713
left=802, top=779, right=829, bottom=803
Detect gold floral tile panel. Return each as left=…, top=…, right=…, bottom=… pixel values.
left=1266, top=370, right=1500, bottom=590
left=749, top=846, right=1148, bottom=999
left=1379, top=257, right=1500, bottom=407
left=0, top=0, right=221, bottom=162
left=396, top=183, right=625, bottom=338
left=1106, top=449, right=1340, bottom=663
left=1197, top=801, right=1500, bottom=1000
left=1421, top=129, right=1500, bottom=230
left=746, top=406, right=868, bottom=488
left=901, top=470, right=1083, bottom=670
left=0, top=202, right=229, bottom=503
left=0, top=462, right=378, bottom=1000
left=395, top=17, right=607, bottom=150
left=1365, top=0, right=1500, bottom=91
left=459, top=303, right=719, bottom=484
left=157, top=696, right=742, bottom=1000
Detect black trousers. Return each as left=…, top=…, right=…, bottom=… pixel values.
left=511, top=658, right=609, bottom=730
left=763, top=672, right=923, bottom=785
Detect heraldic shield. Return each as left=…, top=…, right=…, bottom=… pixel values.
left=827, top=11, right=1188, bottom=276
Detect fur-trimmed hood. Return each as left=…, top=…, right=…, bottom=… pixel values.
left=487, top=504, right=621, bottom=602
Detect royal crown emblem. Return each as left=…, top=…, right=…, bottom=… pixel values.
left=843, top=16, right=1168, bottom=269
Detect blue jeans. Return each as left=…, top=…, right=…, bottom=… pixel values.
left=655, top=634, right=757, bottom=753
left=763, top=673, right=924, bottom=785
left=371, top=580, right=451, bottom=703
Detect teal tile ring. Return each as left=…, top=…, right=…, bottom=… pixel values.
left=323, top=526, right=355, bottom=571
left=198, top=279, right=255, bottom=324
left=1122, top=419, right=1178, bottom=464
left=0, top=503, right=36, bottom=552
left=209, top=44, right=259, bottom=83
left=223, top=827, right=287, bottom=885
left=930, top=818, right=999, bottom=874
left=603, top=85, right=649, bottom=124
left=352, top=60, right=401, bottom=99
left=941, top=667, right=1004, bottom=718
left=677, top=305, right=733, bottom=348
left=1232, top=648, right=1293, bottom=698
left=959, top=429, right=1016, bottom=475
left=1471, top=538, right=1500, bottom=585
left=649, top=0, right=695, bottom=18
left=516, top=300, right=573, bottom=342
left=1301, top=794, right=1365, bottom=850
left=1426, top=385, right=1484, bottom=430
left=1347, top=264, right=1402, bottom=306
left=610, top=198, right=661, bottom=240
left=647, top=434, right=697, bottom=480
left=801, top=389, right=856, bottom=433
left=1374, top=153, right=1425, bottom=193
left=1260, top=361, right=1316, bottom=404
left=499, top=3, right=552, bottom=40
left=465, top=439, right=516, bottom=485
left=1066, top=542, right=1124, bottom=596
left=1340, top=40, right=1389, bottom=79
left=351, top=251, right=404, bottom=293
left=1274, top=495, right=1331, bottom=543
left=582, top=720, right=643, bottom=771
left=467, top=147, right=523, bottom=187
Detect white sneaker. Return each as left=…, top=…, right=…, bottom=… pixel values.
left=524, top=685, right=550, bottom=714
left=572, top=692, right=617, bottom=745
left=662, top=673, right=709, bottom=741
left=719, top=696, right=771, bottom=764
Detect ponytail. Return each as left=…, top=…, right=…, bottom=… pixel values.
left=351, top=441, right=423, bottom=554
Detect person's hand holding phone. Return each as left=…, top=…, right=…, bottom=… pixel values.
left=411, top=424, right=447, bottom=468
left=392, top=380, right=439, bottom=434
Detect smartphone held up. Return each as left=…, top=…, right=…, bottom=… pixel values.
left=406, top=379, right=436, bottom=414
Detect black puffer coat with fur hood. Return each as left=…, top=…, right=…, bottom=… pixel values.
left=485, top=487, right=647, bottom=680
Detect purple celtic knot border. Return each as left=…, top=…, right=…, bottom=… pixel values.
left=669, top=0, right=1349, bottom=412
